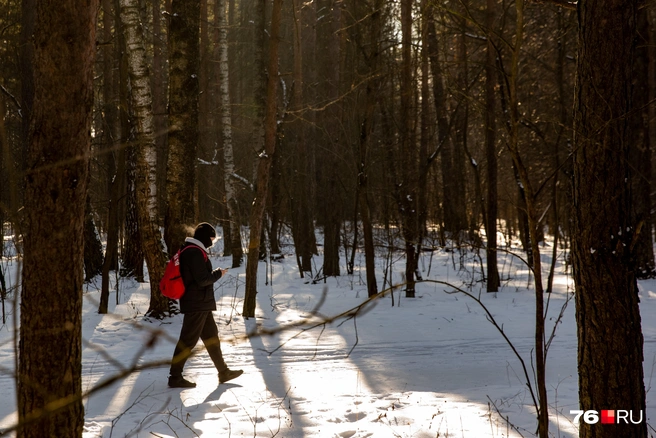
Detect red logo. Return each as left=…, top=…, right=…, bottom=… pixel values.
left=601, top=410, right=615, bottom=424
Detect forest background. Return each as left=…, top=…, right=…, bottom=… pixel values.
left=0, top=0, right=651, bottom=437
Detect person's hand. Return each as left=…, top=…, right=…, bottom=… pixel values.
left=220, top=268, right=228, bottom=276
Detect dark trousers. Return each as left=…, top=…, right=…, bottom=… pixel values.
left=170, top=311, right=228, bottom=377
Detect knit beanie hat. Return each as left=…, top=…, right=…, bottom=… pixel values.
left=193, top=222, right=216, bottom=248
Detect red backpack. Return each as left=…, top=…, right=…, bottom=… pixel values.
left=159, top=245, right=208, bottom=300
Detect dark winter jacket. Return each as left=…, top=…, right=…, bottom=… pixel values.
left=178, top=238, right=223, bottom=313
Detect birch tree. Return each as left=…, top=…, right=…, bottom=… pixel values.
left=119, top=0, right=169, bottom=318
left=217, top=0, right=244, bottom=268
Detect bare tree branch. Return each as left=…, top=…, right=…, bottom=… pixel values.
left=531, top=0, right=577, bottom=10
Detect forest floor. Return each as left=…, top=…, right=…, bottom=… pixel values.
left=1, top=230, right=656, bottom=437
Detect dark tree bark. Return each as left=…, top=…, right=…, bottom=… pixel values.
left=100, top=0, right=122, bottom=313
left=321, top=172, right=342, bottom=277
left=547, top=8, right=570, bottom=293
left=355, top=0, right=384, bottom=297
left=289, top=0, right=316, bottom=274
left=121, top=143, right=145, bottom=282
left=572, top=1, right=647, bottom=437
left=268, top=149, right=282, bottom=256
left=450, top=11, right=469, bottom=238
left=198, top=0, right=211, bottom=221
left=393, top=0, right=421, bottom=298
left=317, top=0, right=343, bottom=278
left=0, top=92, right=5, bottom=260
left=484, top=0, right=500, bottom=292
left=83, top=196, right=104, bottom=281
left=165, top=0, right=201, bottom=254
left=426, top=5, right=466, bottom=239
left=19, top=0, right=34, bottom=189
left=631, top=5, right=655, bottom=279
left=243, top=0, right=283, bottom=319
left=17, top=0, right=98, bottom=435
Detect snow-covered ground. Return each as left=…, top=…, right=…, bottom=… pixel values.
left=1, top=230, right=655, bottom=437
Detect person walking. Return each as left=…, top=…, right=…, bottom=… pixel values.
left=168, top=222, right=243, bottom=388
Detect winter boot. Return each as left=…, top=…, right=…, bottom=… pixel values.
left=168, top=375, right=196, bottom=388
left=219, top=369, right=243, bottom=384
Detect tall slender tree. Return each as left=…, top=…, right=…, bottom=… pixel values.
left=484, top=0, right=500, bottom=292
left=18, top=0, right=98, bottom=435
left=153, top=0, right=169, bottom=218
left=355, top=0, right=384, bottom=297
left=317, top=0, right=343, bottom=278
left=502, top=1, right=548, bottom=434
left=217, top=0, right=244, bottom=268
left=394, top=0, right=427, bottom=298
left=165, top=0, right=201, bottom=253
left=100, top=0, right=122, bottom=314
left=243, top=0, right=284, bottom=319
left=631, top=4, right=654, bottom=279
left=289, top=0, right=316, bottom=274
left=120, top=0, right=169, bottom=318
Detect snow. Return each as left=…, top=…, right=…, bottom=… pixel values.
left=1, top=231, right=655, bottom=437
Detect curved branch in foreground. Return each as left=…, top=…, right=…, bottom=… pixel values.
left=421, top=279, right=540, bottom=414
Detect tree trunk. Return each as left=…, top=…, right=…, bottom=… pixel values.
left=243, top=0, right=283, bottom=319
left=217, top=0, right=244, bottom=268
left=83, top=196, right=104, bottom=281
left=485, top=0, right=500, bottom=292
left=198, top=0, right=211, bottom=219
left=19, top=0, right=34, bottom=200
left=100, top=0, right=122, bottom=313
left=100, top=177, right=120, bottom=313
left=631, top=5, right=655, bottom=279
left=120, top=0, right=169, bottom=318
left=17, top=0, right=98, bottom=434
left=397, top=0, right=421, bottom=298
left=355, top=0, right=384, bottom=297
left=547, top=8, right=568, bottom=293
left=289, top=0, right=316, bottom=274
left=117, top=0, right=142, bottom=282
left=316, top=0, right=343, bottom=278
left=153, top=0, right=169, bottom=220
left=165, top=0, right=200, bottom=254
left=0, top=91, right=5, bottom=260
left=121, top=145, right=145, bottom=281
left=451, top=9, right=469, bottom=238
left=572, top=1, right=647, bottom=437
left=503, top=2, right=548, bottom=434
left=425, top=7, right=451, bottom=234
left=269, top=149, right=282, bottom=255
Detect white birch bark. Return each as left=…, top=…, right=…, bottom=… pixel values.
left=119, top=0, right=158, bottom=220
left=119, top=0, right=169, bottom=317
left=217, top=0, right=243, bottom=266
